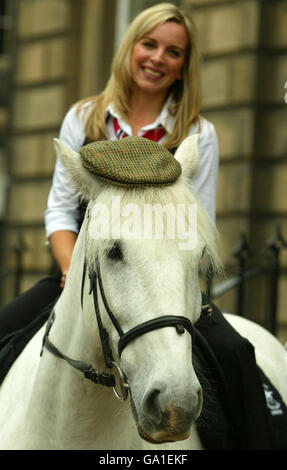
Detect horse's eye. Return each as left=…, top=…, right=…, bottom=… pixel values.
left=106, top=241, right=123, bottom=261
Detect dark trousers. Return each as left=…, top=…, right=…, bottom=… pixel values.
left=0, top=273, right=62, bottom=343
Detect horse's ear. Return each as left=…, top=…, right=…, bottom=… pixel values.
left=53, top=138, right=82, bottom=170
left=174, top=134, right=200, bottom=179
left=53, top=138, right=99, bottom=200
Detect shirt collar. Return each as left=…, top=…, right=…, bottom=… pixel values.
left=106, top=96, right=175, bottom=136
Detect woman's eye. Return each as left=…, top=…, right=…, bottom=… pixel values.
left=106, top=240, right=123, bottom=261
left=168, top=49, right=180, bottom=57
left=142, top=41, right=155, bottom=48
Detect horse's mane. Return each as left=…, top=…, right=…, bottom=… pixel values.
left=84, top=175, right=222, bottom=276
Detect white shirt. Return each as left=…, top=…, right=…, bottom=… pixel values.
left=44, top=101, right=219, bottom=238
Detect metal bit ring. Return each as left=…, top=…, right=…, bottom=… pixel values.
left=111, top=361, right=130, bottom=401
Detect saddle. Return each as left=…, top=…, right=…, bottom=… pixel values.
left=0, top=296, right=286, bottom=450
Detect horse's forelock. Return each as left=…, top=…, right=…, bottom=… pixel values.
left=84, top=179, right=222, bottom=276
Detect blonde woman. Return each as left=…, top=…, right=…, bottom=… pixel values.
left=46, top=3, right=218, bottom=287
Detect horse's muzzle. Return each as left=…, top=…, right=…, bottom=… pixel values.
left=138, top=385, right=203, bottom=443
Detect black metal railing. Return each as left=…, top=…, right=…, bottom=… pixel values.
left=0, top=228, right=27, bottom=300
left=0, top=227, right=53, bottom=304
left=209, top=226, right=287, bottom=336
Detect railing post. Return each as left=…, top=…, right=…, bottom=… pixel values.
left=265, top=226, right=287, bottom=336
left=205, top=273, right=213, bottom=304
left=232, top=233, right=252, bottom=316
left=10, top=228, right=27, bottom=298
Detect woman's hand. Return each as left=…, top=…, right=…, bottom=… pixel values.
left=60, top=271, right=68, bottom=289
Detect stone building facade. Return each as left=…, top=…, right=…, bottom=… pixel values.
left=0, top=0, right=286, bottom=341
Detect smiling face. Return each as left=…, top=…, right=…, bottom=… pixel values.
left=130, top=21, right=188, bottom=101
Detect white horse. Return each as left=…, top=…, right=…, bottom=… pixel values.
left=0, top=136, right=286, bottom=450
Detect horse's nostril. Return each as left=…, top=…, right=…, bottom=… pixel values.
left=144, top=388, right=162, bottom=423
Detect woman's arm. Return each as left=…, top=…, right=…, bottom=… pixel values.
left=189, top=119, right=219, bottom=224
left=45, top=105, right=87, bottom=286
left=49, top=230, right=78, bottom=288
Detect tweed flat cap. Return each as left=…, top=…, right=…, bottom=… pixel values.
left=80, top=136, right=181, bottom=188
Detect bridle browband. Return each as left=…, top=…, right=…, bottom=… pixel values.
left=41, top=258, right=212, bottom=401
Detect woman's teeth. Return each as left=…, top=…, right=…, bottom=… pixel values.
left=144, top=67, right=162, bottom=77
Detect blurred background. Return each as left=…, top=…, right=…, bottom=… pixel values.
left=0, top=0, right=286, bottom=342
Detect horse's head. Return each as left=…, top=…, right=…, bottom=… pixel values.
left=54, top=136, right=221, bottom=444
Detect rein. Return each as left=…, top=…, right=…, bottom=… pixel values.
left=41, top=259, right=212, bottom=401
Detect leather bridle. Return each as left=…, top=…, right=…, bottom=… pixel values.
left=41, top=258, right=212, bottom=401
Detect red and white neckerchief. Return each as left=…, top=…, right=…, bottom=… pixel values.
left=113, top=117, right=166, bottom=142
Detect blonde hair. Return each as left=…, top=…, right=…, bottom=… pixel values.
left=78, top=3, right=202, bottom=149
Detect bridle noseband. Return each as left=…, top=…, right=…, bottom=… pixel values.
left=41, top=259, right=212, bottom=401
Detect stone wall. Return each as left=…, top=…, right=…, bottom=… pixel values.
left=0, top=0, right=116, bottom=304
left=184, top=0, right=287, bottom=339
left=0, top=0, right=81, bottom=302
